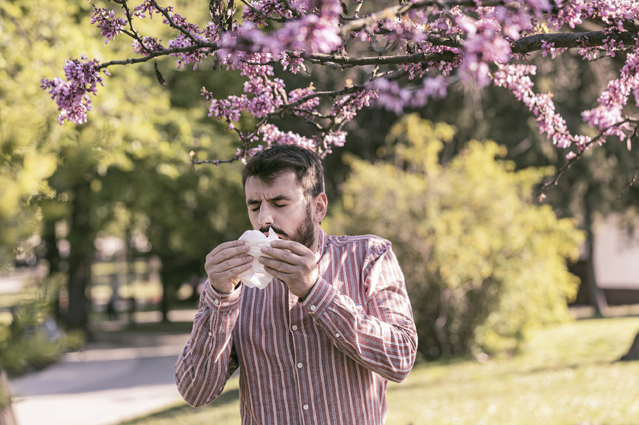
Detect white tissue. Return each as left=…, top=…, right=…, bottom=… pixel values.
left=237, top=228, right=279, bottom=289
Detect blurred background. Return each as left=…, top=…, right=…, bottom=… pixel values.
left=1, top=0, right=639, bottom=424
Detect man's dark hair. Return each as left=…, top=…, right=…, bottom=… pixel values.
left=242, top=145, right=325, bottom=198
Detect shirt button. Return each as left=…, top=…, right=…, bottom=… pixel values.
left=335, top=333, right=340, bottom=338
left=292, top=325, right=298, bottom=331
left=297, top=363, right=303, bottom=369
left=303, top=405, right=309, bottom=411
left=208, top=332, right=212, bottom=337
left=310, top=305, right=316, bottom=312
left=213, top=299, right=219, bottom=305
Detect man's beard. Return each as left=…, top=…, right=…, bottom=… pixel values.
left=260, top=203, right=315, bottom=249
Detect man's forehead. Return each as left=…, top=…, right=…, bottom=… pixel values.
left=245, top=171, right=303, bottom=199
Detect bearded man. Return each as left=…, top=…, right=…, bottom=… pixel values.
left=176, top=145, right=417, bottom=424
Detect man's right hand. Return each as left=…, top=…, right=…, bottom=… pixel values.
left=205, top=240, right=253, bottom=294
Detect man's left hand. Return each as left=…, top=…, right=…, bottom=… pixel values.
left=259, top=240, right=318, bottom=299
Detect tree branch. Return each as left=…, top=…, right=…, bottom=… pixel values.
left=238, top=0, right=287, bottom=23
left=537, top=119, right=637, bottom=197
left=512, top=30, right=639, bottom=54
left=149, top=0, right=204, bottom=46
left=340, top=0, right=506, bottom=36
left=305, top=51, right=456, bottom=67
left=98, top=45, right=217, bottom=69
left=615, top=164, right=639, bottom=200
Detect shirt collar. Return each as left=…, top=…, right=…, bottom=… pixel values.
left=315, top=227, right=327, bottom=261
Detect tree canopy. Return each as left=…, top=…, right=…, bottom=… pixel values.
left=40, top=0, right=639, bottom=192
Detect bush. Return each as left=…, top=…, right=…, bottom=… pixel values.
left=0, top=293, right=84, bottom=375
left=326, top=114, right=584, bottom=358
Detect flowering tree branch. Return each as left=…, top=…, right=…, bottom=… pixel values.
left=41, top=0, right=639, bottom=189
left=536, top=118, right=639, bottom=198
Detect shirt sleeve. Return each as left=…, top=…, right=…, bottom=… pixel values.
left=175, top=280, right=242, bottom=407
left=300, top=241, right=417, bottom=383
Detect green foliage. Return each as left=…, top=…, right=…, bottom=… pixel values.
left=0, top=291, right=84, bottom=375
left=1, top=0, right=250, bottom=328
left=326, top=114, right=585, bottom=357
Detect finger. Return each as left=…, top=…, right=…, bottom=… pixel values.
left=260, top=257, right=294, bottom=273
left=218, top=262, right=253, bottom=282
left=263, top=265, right=291, bottom=281
left=270, top=239, right=312, bottom=256
left=260, top=245, right=299, bottom=264
left=209, top=254, right=253, bottom=273
left=207, top=240, right=246, bottom=259
left=212, top=244, right=251, bottom=265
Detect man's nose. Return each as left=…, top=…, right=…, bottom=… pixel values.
left=257, top=204, right=274, bottom=228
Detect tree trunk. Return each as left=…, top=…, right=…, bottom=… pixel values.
left=619, top=331, right=639, bottom=361
left=0, top=370, right=18, bottom=425
left=66, top=255, right=91, bottom=330
left=160, top=262, right=171, bottom=323
left=65, top=180, right=95, bottom=332
left=584, top=207, right=609, bottom=317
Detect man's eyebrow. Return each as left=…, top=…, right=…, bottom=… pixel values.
left=267, top=195, right=292, bottom=203
left=246, top=195, right=292, bottom=206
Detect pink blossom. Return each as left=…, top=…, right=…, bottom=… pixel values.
left=493, top=64, right=589, bottom=149
left=41, top=57, right=106, bottom=125
left=91, top=8, right=127, bottom=43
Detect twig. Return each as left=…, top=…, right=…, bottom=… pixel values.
left=537, top=119, right=636, bottom=197
left=511, top=30, right=639, bottom=54
left=305, top=51, right=455, bottom=66
left=340, top=0, right=506, bottom=36
left=190, top=157, right=240, bottom=166
left=238, top=0, right=287, bottom=23
left=98, top=45, right=217, bottom=69
left=615, top=164, right=639, bottom=200
left=149, top=0, right=203, bottom=46
left=279, top=0, right=301, bottom=19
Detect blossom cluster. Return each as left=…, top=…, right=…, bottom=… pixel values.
left=91, top=8, right=127, bottom=43
left=41, top=56, right=106, bottom=125
left=582, top=51, right=639, bottom=143
left=493, top=64, right=590, bottom=152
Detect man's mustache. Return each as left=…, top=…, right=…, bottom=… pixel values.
left=259, top=226, right=289, bottom=239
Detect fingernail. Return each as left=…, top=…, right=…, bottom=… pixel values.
left=247, top=255, right=253, bottom=261
left=258, top=257, right=265, bottom=263
left=243, top=245, right=250, bottom=251
left=260, top=247, right=267, bottom=253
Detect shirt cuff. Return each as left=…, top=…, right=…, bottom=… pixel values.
left=203, top=280, right=242, bottom=313
left=300, top=277, right=337, bottom=318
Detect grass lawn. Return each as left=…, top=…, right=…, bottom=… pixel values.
left=122, top=317, right=639, bottom=425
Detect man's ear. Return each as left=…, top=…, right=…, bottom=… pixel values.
left=312, top=193, right=328, bottom=224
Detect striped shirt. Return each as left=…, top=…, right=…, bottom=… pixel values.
left=175, top=228, right=417, bottom=424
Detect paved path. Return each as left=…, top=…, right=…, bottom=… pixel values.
left=10, top=322, right=193, bottom=425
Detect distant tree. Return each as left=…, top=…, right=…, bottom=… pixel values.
left=1, top=0, right=249, bottom=331
left=326, top=114, right=584, bottom=358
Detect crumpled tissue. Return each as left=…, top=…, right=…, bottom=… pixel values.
left=237, top=227, right=279, bottom=289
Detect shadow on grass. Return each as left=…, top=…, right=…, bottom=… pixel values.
left=121, top=388, right=239, bottom=424
left=391, top=357, right=617, bottom=393
left=103, top=321, right=196, bottom=334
